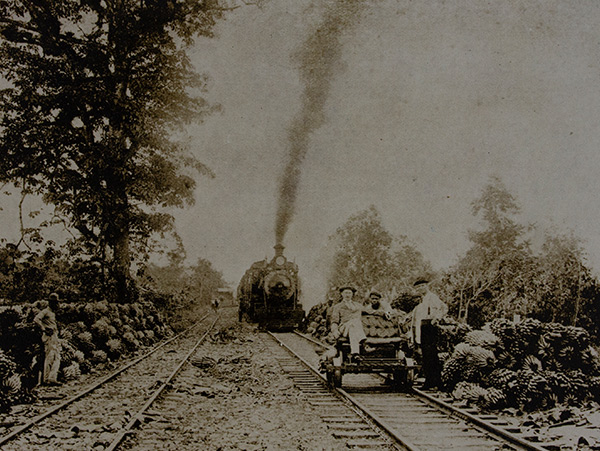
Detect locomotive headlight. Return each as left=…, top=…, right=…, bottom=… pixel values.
left=275, top=256, right=285, bottom=266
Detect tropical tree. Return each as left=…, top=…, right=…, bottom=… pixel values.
left=530, top=230, right=598, bottom=327
left=0, top=0, right=227, bottom=300
left=140, top=255, right=225, bottom=327
left=188, top=257, right=227, bottom=304
left=327, top=205, right=431, bottom=296
left=443, top=178, right=600, bottom=334
left=443, top=177, right=532, bottom=326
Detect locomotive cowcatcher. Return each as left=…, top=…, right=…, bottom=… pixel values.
left=237, top=244, right=304, bottom=331
left=322, top=314, right=418, bottom=391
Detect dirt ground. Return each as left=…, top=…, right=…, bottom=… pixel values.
left=124, top=306, right=344, bottom=450
left=6, top=304, right=599, bottom=449
left=1, top=306, right=347, bottom=450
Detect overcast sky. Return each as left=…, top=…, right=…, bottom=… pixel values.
left=175, top=0, right=600, bottom=303
left=2, top=0, right=600, bottom=306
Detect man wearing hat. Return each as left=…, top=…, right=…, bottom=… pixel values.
left=410, top=279, right=447, bottom=389
left=329, top=285, right=372, bottom=358
left=363, top=290, right=393, bottom=319
left=410, top=279, right=447, bottom=345
left=34, top=293, right=61, bottom=385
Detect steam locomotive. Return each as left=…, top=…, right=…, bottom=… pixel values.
left=237, top=244, right=305, bottom=331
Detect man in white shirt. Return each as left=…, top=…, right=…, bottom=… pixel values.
left=410, top=279, right=448, bottom=389
left=330, top=286, right=372, bottom=358
left=411, top=279, right=448, bottom=345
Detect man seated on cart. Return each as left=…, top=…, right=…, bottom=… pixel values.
left=363, top=290, right=393, bottom=319
left=328, top=285, right=374, bottom=361
left=322, top=286, right=417, bottom=389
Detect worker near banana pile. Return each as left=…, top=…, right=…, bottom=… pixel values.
left=34, top=292, right=62, bottom=386
left=411, top=278, right=448, bottom=389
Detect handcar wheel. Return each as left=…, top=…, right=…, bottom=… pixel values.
left=332, top=368, right=342, bottom=388
left=392, top=369, right=409, bottom=392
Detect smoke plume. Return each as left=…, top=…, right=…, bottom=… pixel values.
left=275, top=0, right=366, bottom=246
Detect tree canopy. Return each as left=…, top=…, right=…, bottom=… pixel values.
left=442, top=177, right=531, bottom=325
left=442, top=177, right=600, bottom=332
left=327, top=205, right=431, bottom=297
left=140, top=255, right=226, bottom=328
left=0, top=0, right=224, bottom=300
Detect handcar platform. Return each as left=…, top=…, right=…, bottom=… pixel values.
left=322, top=314, right=419, bottom=390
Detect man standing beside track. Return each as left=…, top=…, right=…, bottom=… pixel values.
left=411, top=279, right=448, bottom=389
left=34, top=292, right=61, bottom=386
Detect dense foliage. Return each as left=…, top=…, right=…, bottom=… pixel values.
left=0, top=0, right=225, bottom=299
left=325, top=205, right=432, bottom=296
left=0, top=242, right=116, bottom=304
left=440, top=178, right=600, bottom=335
left=139, top=256, right=227, bottom=330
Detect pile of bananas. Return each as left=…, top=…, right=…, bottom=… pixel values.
left=441, top=343, right=495, bottom=388
left=443, top=317, right=600, bottom=411
left=62, top=362, right=81, bottom=380
left=463, top=329, right=500, bottom=350
left=0, top=350, right=20, bottom=413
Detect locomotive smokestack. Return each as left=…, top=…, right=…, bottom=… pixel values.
left=274, top=243, right=285, bottom=258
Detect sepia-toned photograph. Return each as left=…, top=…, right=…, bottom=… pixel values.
left=1, top=0, right=600, bottom=449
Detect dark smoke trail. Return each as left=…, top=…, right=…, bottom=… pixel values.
left=275, top=0, right=367, bottom=246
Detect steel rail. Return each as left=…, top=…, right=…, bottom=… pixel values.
left=0, top=313, right=212, bottom=447
left=286, top=331, right=548, bottom=451
left=292, top=330, right=332, bottom=350
left=269, top=331, right=415, bottom=450
left=410, top=387, right=547, bottom=451
left=105, top=315, right=220, bottom=451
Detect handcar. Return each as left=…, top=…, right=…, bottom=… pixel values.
left=322, top=313, right=418, bottom=391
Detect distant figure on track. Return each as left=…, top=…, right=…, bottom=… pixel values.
left=211, top=298, right=220, bottom=312
left=34, top=292, right=61, bottom=386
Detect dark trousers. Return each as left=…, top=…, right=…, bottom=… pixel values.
left=420, top=319, right=441, bottom=389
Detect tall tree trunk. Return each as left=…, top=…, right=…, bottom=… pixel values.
left=107, top=157, right=132, bottom=302
left=113, top=222, right=132, bottom=302
left=458, top=289, right=466, bottom=323
left=463, top=296, right=471, bottom=324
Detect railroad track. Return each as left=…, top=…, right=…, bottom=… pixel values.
left=267, top=332, right=398, bottom=450
left=0, top=313, right=219, bottom=450
left=269, top=331, right=549, bottom=451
